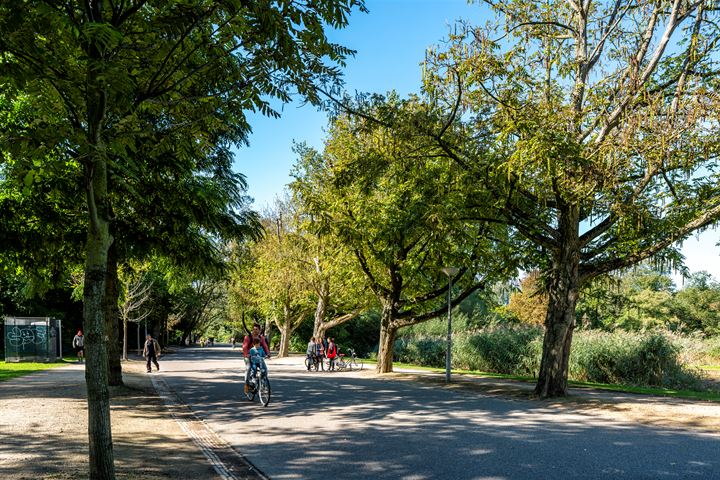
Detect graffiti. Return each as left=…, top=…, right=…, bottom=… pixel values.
left=6, top=326, right=47, bottom=347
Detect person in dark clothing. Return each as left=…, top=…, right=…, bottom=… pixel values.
left=315, top=338, right=325, bottom=371
left=143, top=334, right=161, bottom=373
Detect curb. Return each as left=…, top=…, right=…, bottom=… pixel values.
left=151, top=375, right=269, bottom=480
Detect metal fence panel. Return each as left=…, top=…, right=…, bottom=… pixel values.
left=4, top=317, right=62, bottom=362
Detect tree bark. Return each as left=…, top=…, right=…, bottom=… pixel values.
left=376, top=301, right=397, bottom=373
left=83, top=164, right=116, bottom=479
left=277, top=322, right=291, bottom=357
left=534, top=205, right=581, bottom=398
left=312, top=288, right=327, bottom=339
left=105, top=244, right=122, bottom=386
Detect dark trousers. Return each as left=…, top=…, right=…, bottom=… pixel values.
left=146, top=354, right=159, bottom=372
left=328, top=357, right=335, bottom=370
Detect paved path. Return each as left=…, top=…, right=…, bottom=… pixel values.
left=159, top=346, right=720, bottom=480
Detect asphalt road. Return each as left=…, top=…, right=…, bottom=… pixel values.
left=157, top=346, right=720, bottom=480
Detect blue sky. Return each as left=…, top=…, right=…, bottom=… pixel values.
left=231, top=0, right=720, bottom=283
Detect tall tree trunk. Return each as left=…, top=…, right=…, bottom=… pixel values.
left=83, top=165, right=116, bottom=479
left=376, top=301, right=397, bottom=373
left=105, top=244, right=122, bottom=386
left=83, top=33, right=116, bottom=477
left=312, top=283, right=328, bottom=338
left=277, top=322, right=291, bottom=357
left=534, top=205, right=581, bottom=398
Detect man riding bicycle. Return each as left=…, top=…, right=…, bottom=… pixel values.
left=242, top=323, right=270, bottom=393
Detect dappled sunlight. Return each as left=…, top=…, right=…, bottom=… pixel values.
left=154, top=348, right=720, bottom=479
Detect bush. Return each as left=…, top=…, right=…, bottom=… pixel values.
left=395, top=327, right=707, bottom=390
left=395, top=337, right=446, bottom=367
left=454, top=326, right=542, bottom=375
left=569, top=331, right=702, bottom=389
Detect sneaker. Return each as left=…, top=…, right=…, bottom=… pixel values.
left=147, top=370, right=151, bottom=373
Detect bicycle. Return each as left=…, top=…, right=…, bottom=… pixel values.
left=331, top=349, right=363, bottom=372
left=304, top=353, right=320, bottom=371
left=244, top=359, right=271, bottom=407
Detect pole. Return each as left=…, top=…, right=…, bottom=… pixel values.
left=446, top=276, right=452, bottom=383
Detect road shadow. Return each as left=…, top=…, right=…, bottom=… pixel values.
left=162, top=352, right=720, bottom=480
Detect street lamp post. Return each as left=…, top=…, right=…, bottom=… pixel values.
left=441, top=267, right=459, bottom=383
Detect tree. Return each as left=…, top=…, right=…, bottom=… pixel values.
left=0, top=1, right=366, bottom=477
left=249, top=205, right=315, bottom=357
left=119, top=268, right=153, bottom=361
left=292, top=95, right=517, bottom=373
left=422, top=0, right=720, bottom=397
left=507, top=271, right=548, bottom=326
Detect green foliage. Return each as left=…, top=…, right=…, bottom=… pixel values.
left=395, top=337, right=446, bottom=367
left=452, top=327, right=542, bottom=375
left=398, top=327, right=710, bottom=390
left=569, top=331, right=703, bottom=390
left=577, top=267, right=720, bottom=335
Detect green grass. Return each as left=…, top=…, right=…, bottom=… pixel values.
left=0, top=360, right=69, bottom=382
left=700, top=365, right=720, bottom=371
left=387, top=361, right=720, bottom=402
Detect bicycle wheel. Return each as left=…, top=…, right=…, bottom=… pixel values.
left=244, top=381, right=256, bottom=401
left=258, top=375, right=271, bottom=407
left=304, top=356, right=312, bottom=371
left=350, top=359, right=363, bottom=371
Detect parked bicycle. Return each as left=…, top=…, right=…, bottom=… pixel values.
left=328, top=349, right=363, bottom=371
left=305, top=353, right=321, bottom=371
left=245, top=358, right=271, bottom=407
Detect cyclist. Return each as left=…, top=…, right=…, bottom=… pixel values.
left=242, top=323, right=270, bottom=393
left=248, top=337, right=268, bottom=388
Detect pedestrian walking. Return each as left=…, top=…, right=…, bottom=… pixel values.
left=72, top=330, right=84, bottom=363
left=143, top=334, right=161, bottom=373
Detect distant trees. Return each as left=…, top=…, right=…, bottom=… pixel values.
left=292, top=96, right=518, bottom=373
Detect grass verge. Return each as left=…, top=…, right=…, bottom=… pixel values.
left=0, top=360, right=69, bottom=382
left=387, top=361, right=720, bottom=402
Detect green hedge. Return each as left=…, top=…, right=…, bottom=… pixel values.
left=395, top=327, right=708, bottom=390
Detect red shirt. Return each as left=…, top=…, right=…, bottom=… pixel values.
left=242, top=335, right=269, bottom=358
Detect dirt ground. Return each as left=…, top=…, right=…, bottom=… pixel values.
left=0, top=359, right=223, bottom=480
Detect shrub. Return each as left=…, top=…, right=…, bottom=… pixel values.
left=569, top=330, right=703, bottom=389
left=394, top=337, right=446, bottom=367
left=395, top=327, right=708, bottom=390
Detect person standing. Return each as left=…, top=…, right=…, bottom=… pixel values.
left=326, top=337, right=337, bottom=371
left=72, top=330, right=84, bottom=363
left=306, top=337, right=316, bottom=371
left=242, top=323, right=270, bottom=392
left=315, top=337, right=325, bottom=371
left=143, top=334, right=161, bottom=373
